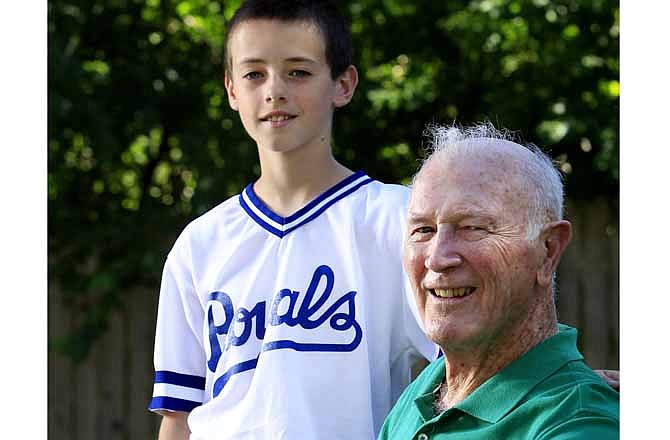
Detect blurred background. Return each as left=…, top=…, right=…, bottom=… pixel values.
left=48, top=0, right=619, bottom=438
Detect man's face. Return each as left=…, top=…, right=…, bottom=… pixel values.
left=403, top=150, right=545, bottom=351
left=224, top=19, right=352, bottom=155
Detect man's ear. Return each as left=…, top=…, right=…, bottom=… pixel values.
left=537, top=220, right=572, bottom=287
left=224, top=72, right=239, bottom=111
left=333, top=65, right=359, bottom=108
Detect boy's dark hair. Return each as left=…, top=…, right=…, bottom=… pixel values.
left=224, top=0, right=353, bottom=79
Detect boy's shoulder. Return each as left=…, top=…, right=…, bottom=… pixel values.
left=331, top=175, right=411, bottom=229
left=170, top=191, right=243, bottom=251
left=359, top=177, right=410, bottom=207
left=189, top=191, right=241, bottom=229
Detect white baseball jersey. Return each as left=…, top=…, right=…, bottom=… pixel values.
left=149, top=171, right=437, bottom=440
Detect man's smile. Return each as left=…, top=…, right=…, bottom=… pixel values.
left=430, top=287, right=476, bottom=299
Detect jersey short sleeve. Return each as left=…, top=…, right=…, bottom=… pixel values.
left=149, top=228, right=207, bottom=413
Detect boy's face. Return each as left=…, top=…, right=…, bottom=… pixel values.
left=224, top=19, right=357, bottom=155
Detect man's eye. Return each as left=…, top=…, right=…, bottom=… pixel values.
left=243, top=71, right=263, bottom=80
left=463, top=226, right=484, bottom=231
left=460, top=225, right=489, bottom=240
left=413, top=226, right=434, bottom=235
left=289, top=70, right=311, bottom=78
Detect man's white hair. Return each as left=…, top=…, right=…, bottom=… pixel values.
left=416, top=122, right=565, bottom=240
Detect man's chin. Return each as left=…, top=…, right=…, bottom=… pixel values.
left=426, top=323, right=482, bottom=353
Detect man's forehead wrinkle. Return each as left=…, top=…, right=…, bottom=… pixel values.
left=408, top=184, right=494, bottom=221
left=450, top=147, right=530, bottom=197
left=445, top=204, right=492, bottom=218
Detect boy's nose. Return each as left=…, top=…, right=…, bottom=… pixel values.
left=265, top=94, right=287, bottom=103
left=265, top=76, right=288, bottom=103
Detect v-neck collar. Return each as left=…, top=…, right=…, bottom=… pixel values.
left=238, top=170, right=373, bottom=238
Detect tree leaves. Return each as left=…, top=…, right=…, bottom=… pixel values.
left=49, top=0, right=618, bottom=361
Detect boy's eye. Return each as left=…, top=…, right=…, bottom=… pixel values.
left=289, top=70, right=311, bottom=78
left=243, top=71, right=263, bottom=80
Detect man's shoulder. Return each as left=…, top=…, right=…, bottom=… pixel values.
left=536, top=359, right=620, bottom=400
left=531, top=377, right=619, bottom=439
left=519, top=360, right=619, bottom=437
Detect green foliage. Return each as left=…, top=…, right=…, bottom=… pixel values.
left=49, top=0, right=618, bottom=361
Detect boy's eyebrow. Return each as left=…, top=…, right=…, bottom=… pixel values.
left=238, top=56, right=319, bottom=65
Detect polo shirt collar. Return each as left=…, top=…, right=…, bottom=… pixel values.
left=413, top=325, right=582, bottom=424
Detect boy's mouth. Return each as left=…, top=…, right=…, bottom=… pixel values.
left=260, top=112, right=297, bottom=122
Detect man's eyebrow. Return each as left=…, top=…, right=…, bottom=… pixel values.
left=406, top=211, right=432, bottom=224
left=406, top=208, right=493, bottom=223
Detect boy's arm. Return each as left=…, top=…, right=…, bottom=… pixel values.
left=158, top=411, right=190, bottom=440
left=594, top=369, right=619, bottom=391
left=150, top=234, right=206, bottom=430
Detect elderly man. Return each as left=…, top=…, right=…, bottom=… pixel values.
left=379, top=123, right=619, bottom=439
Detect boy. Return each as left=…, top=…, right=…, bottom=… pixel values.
left=148, top=1, right=436, bottom=439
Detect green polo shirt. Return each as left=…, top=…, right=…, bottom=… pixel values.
left=379, top=324, right=619, bottom=440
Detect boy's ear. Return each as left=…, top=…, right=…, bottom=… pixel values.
left=224, top=72, right=239, bottom=111
left=333, top=65, right=358, bottom=108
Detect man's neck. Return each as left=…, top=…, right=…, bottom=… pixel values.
left=435, top=303, right=558, bottom=413
left=254, top=144, right=352, bottom=217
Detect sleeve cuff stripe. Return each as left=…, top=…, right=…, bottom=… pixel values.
left=148, top=396, right=201, bottom=412
left=153, top=383, right=204, bottom=403
left=154, top=370, right=206, bottom=390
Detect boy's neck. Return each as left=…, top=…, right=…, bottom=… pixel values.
left=253, top=146, right=353, bottom=217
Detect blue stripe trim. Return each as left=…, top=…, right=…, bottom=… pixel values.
left=243, top=183, right=285, bottom=224
left=285, top=170, right=366, bottom=222
left=239, top=192, right=284, bottom=238
left=262, top=332, right=362, bottom=353
left=212, top=357, right=259, bottom=397
left=283, top=178, right=373, bottom=235
left=238, top=171, right=372, bottom=239
left=148, top=396, right=201, bottom=412
left=154, top=370, right=206, bottom=390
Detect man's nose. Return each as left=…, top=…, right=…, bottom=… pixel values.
left=425, top=227, right=463, bottom=271
left=265, top=74, right=288, bottom=103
